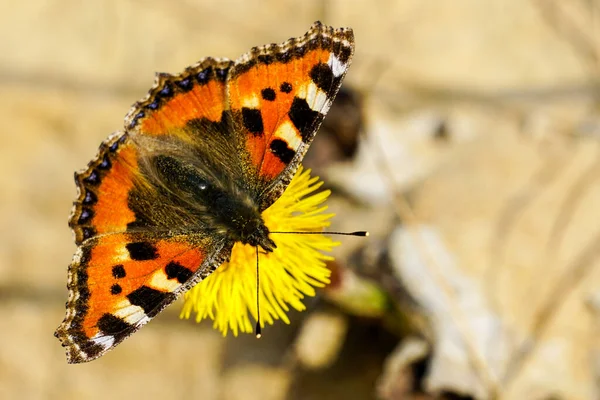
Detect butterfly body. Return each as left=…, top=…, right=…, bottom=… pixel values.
left=143, top=152, right=276, bottom=252
left=56, top=22, right=354, bottom=363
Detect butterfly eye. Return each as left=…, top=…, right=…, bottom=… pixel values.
left=198, top=181, right=208, bottom=190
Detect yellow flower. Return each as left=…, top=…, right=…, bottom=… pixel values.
left=180, top=166, right=339, bottom=336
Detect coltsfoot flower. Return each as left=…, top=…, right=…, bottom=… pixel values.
left=180, top=166, right=339, bottom=336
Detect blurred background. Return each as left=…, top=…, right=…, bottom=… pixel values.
left=1, top=0, right=599, bottom=399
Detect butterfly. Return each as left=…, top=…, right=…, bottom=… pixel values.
left=55, top=21, right=354, bottom=363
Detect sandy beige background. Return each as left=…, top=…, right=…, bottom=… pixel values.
left=1, top=1, right=599, bottom=399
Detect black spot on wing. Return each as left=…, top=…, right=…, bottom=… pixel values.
left=109, top=140, right=120, bottom=152
left=157, top=83, right=173, bottom=99
left=280, top=82, right=293, bottom=93
left=257, top=54, right=274, bottom=65
left=78, top=208, right=93, bottom=224
left=146, top=100, right=159, bottom=110
left=97, top=154, right=111, bottom=170
left=82, top=227, right=96, bottom=240
left=336, top=44, right=353, bottom=64
left=128, top=112, right=145, bottom=129
left=126, top=242, right=158, bottom=261
left=288, top=97, right=324, bottom=143
left=292, top=45, right=308, bottom=59
left=112, top=265, right=126, bottom=278
left=78, top=341, right=104, bottom=362
left=196, top=67, right=212, bottom=84
left=275, top=51, right=292, bottom=63
left=127, top=286, right=173, bottom=317
left=261, top=88, right=276, bottom=101
left=82, top=190, right=97, bottom=205
left=269, top=139, right=296, bottom=164
left=215, top=68, right=229, bottom=82
left=242, top=108, right=264, bottom=135
left=97, top=313, right=133, bottom=335
left=176, top=77, right=193, bottom=92
left=309, top=63, right=334, bottom=93
left=323, top=35, right=335, bottom=49
left=165, top=261, right=193, bottom=284
left=83, top=170, right=100, bottom=185
left=110, top=284, right=122, bottom=295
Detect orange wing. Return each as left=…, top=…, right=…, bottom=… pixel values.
left=55, top=231, right=230, bottom=363
left=125, top=58, right=234, bottom=137
left=227, top=22, right=354, bottom=207
left=69, top=133, right=139, bottom=244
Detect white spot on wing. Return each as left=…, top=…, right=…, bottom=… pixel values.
left=242, top=94, right=260, bottom=108
left=298, top=82, right=328, bottom=112
left=113, top=300, right=146, bottom=324
left=321, top=100, right=333, bottom=115
left=91, top=334, right=115, bottom=350
left=274, top=121, right=302, bottom=150
left=327, top=53, right=347, bottom=77
left=137, top=315, right=151, bottom=326
left=149, top=270, right=180, bottom=292
left=113, top=244, right=130, bottom=263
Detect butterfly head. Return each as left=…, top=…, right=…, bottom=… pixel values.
left=241, top=221, right=276, bottom=252
left=227, top=206, right=276, bottom=252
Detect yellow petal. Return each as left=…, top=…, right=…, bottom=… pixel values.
left=180, top=166, right=338, bottom=336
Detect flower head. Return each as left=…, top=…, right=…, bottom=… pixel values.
left=180, top=166, right=338, bottom=336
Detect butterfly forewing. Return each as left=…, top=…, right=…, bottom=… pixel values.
left=227, top=22, right=355, bottom=209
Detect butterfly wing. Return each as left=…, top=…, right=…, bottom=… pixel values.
left=55, top=231, right=230, bottom=363
left=226, top=21, right=354, bottom=210
left=124, top=57, right=234, bottom=137
left=58, top=132, right=233, bottom=363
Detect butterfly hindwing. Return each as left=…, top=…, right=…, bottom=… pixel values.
left=227, top=21, right=354, bottom=208
left=55, top=231, right=231, bottom=363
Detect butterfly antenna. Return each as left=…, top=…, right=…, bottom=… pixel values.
left=255, top=246, right=262, bottom=338
left=270, top=231, right=369, bottom=237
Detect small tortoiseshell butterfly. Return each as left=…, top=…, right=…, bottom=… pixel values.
left=55, top=22, right=354, bottom=363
